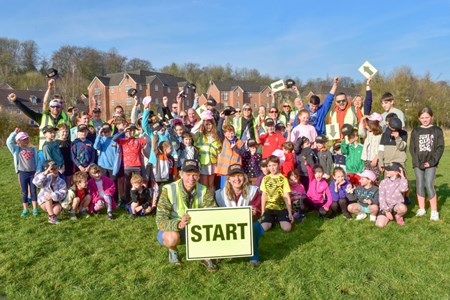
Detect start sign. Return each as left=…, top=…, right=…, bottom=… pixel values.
left=185, top=207, right=253, bottom=260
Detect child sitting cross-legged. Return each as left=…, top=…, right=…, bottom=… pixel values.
left=63, top=171, right=91, bottom=219
left=129, top=174, right=155, bottom=219
left=376, top=163, right=408, bottom=227
left=87, top=163, right=117, bottom=220
left=346, top=170, right=379, bottom=221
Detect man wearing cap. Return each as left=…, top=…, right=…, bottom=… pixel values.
left=8, top=93, right=71, bottom=150
left=157, top=96, right=174, bottom=124
left=233, top=103, right=259, bottom=143
left=215, top=164, right=263, bottom=266
left=156, top=159, right=218, bottom=270
left=259, top=118, right=286, bottom=158
left=91, top=107, right=104, bottom=133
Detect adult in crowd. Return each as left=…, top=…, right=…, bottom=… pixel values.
left=233, top=103, right=258, bottom=143
left=8, top=93, right=71, bottom=150
left=293, top=77, right=339, bottom=135
left=155, top=160, right=218, bottom=270
left=157, top=96, right=174, bottom=123
left=185, top=108, right=199, bottom=131
left=279, top=101, right=293, bottom=126
left=267, top=106, right=282, bottom=125
left=215, top=164, right=264, bottom=266
left=255, top=105, right=267, bottom=134
left=351, top=77, right=373, bottom=122
left=171, top=101, right=179, bottom=119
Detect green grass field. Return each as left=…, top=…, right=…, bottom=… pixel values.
left=0, top=147, right=448, bottom=300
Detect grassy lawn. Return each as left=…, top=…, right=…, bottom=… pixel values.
left=0, top=146, right=448, bottom=299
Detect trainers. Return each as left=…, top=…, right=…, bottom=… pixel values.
left=416, top=208, right=426, bottom=217
left=80, top=210, right=90, bottom=218
left=249, top=260, right=261, bottom=267
left=168, top=251, right=181, bottom=265
left=48, top=215, right=60, bottom=225
left=131, top=214, right=137, bottom=220
left=70, top=210, right=77, bottom=220
left=356, top=213, right=367, bottom=221
left=202, top=259, right=218, bottom=271
left=32, top=208, right=40, bottom=216
left=343, top=214, right=352, bottom=220
left=21, top=209, right=29, bottom=217
left=430, top=211, right=440, bottom=221
left=395, top=215, right=405, bottom=226
left=108, top=212, right=114, bottom=220
left=369, top=215, right=376, bottom=222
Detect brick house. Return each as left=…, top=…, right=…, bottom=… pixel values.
left=205, top=80, right=272, bottom=110
left=87, top=70, right=191, bottom=119
left=0, top=88, right=45, bottom=126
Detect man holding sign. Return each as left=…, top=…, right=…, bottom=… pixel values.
left=156, top=159, right=218, bottom=270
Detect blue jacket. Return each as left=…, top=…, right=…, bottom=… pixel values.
left=293, top=93, right=335, bottom=135
left=94, top=135, right=116, bottom=171
left=7, top=131, right=40, bottom=173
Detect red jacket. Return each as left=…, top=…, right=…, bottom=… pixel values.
left=260, top=132, right=286, bottom=158
left=281, top=152, right=295, bottom=177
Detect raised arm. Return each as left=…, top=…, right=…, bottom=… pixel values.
left=364, top=77, right=372, bottom=115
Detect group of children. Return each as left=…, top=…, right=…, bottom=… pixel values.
left=6, top=91, right=445, bottom=228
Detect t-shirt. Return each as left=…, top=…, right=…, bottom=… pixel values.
left=260, top=133, right=286, bottom=158
left=18, top=146, right=36, bottom=172
left=260, top=173, right=291, bottom=210
left=381, top=108, right=405, bottom=129
left=117, top=138, right=147, bottom=168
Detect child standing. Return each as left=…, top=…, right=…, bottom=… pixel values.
left=94, top=123, right=116, bottom=178
left=33, top=161, right=67, bottom=224
left=71, top=124, right=95, bottom=173
left=87, top=164, right=116, bottom=220
left=409, top=107, right=445, bottom=221
left=178, top=132, right=199, bottom=166
left=42, top=125, right=65, bottom=174
left=260, top=155, right=293, bottom=232
left=287, top=170, right=306, bottom=222
left=380, top=92, right=405, bottom=129
left=130, top=174, right=155, bottom=219
left=290, top=109, right=318, bottom=147
left=332, top=143, right=346, bottom=172
left=346, top=170, right=379, bottom=221
left=56, top=123, right=74, bottom=187
left=315, top=135, right=333, bottom=180
left=240, top=139, right=262, bottom=185
left=280, top=142, right=295, bottom=177
left=7, top=129, right=40, bottom=216
left=294, top=137, right=318, bottom=191
left=329, top=167, right=352, bottom=220
left=341, top=129, right=364, bottom=186
left=259, top=118, right=286, bottom=159
left=358, top=113, right=383, bottom=179
left=376, top=163, right=408, bottom=227
left=378, top=115, right=408, bottom=171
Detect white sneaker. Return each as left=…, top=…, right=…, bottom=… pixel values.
left=416, top=208, right=426, bottom=217
left=430, top=211, right=440, bottom=221
left=356, top=213, right=367, bottom=220
left=369, top=215, right=376, bottom=222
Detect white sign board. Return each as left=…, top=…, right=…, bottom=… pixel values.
left=270, top=79, right=286, bottom=93
left=326, top=123, right=340, bottom=140
left=185, top=207, right=253, bottom=260
left=358, top=61, right=378, bottom=79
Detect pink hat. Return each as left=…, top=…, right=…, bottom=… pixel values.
left=15, top=132, right=30, bottom=141
left=142, top=96, right=152, bottom=106
left=272, top=149, right=285, bottom=163
left=357, top=170, right=377, bottom=182
left=368, top=112, right=382, bottom=122
left=201, top=110, right=214, bottom=121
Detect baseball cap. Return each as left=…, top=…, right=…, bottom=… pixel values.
left=227, top=164, right=245, bottom=176
left=357, top=170, right=377, bottom=182
left=182, top=159, right=200, bottom=172
left=315, top=135, right=328, bottom=144
left=93, top=107, right=101, bottom=113
left=384, top=162, right=403, bottom=172
left=265, top=118, right=275, bottom=126
left=206, top=98, right=217, bottom=106
left=247, top=139, right=257, bottom=147
left=389, top=117, right=402, bottom=131
left=368, top=112, right=382, bottom=122
left=77, top=124, right=88, bottom=132
left=49, top=99, right=60, bottom=107
left=41, top=125, right=58, bottom=133
left=223, top=106, right=236, bottom=116
left=275, top=123, right=286, bottom=131
left=43, top=160, right=58, bottom=170
left=124, top=124, right=137, bottom=131
left=341, top=124, right=354, bottom=137
left=201, top=110, right=214, bottom=121
left=15, top=132, right=30, bottom=141
left=100, top=123, right=112, bottom=131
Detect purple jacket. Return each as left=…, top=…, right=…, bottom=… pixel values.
left=329, top=180, right=350, bottom=201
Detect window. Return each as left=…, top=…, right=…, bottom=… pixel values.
left=237, top=92, right=240, bottom=97
left=266, top=93, right=271, bottom=98
left=154, top=84, right=159, bottom=92
left=253, top=103, right=257, bottom=108
left=111, top=100, right=115, bottom=106
left=30, top=95, right=37, bottom=105
left=236, top=102, right=240, bottom=108
left=223, top=92, right=228, bottom=101
left=154, top=98, right=159, bottom=104
left=111, top=87, right=115, bottom=94
left=167, top=87, right=171, bottom=93
left=125, top=84, right=132, bottom=92
left=126, top=98, right=132, bottom=106
left=139, top=84, right=142, bottom=91
left=94, top=88, right=101, bottom=95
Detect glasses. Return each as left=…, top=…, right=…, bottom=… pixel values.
left=243, top=108, right=251, bottom=111
left=236, top=110, right=241, bottom=113
left=50, top=105, right=61, bottom=108
left=270, top=110, right=278, bottom=113
left=336, top=100, right=347, bottom=104
left=283, top=105, right=290, bottom=108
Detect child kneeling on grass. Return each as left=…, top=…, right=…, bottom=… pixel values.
left=346, top=170, right=379, bottom=221
left=87, top=164, right=116, bottom=220
left=32, top=160, right=67, bottom=225
left=376, top=163, right=408, bottom=227
left=63, top=171, right=91, bottom=220
left=130, top=174, right=155, bottom=219
left=260, top=155, right=293, bottom=232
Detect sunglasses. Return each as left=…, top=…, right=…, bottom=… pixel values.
left=270, top=110, right=278, bottom=113
left=336, top=100, right=347, bottom=104
left=243, top=108, right=251, bottom=111
left=50, top=105, right=61, bottom=108
left=236, top=110, right=241, bottom=113
left=283, top=105, right=290, bottom=108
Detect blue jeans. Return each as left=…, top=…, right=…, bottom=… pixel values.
left=19, top=171, right=37, bottom=203
left=251, top=221, right=264, bottom=262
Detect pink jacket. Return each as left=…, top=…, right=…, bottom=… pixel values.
left=88, top=176, right=117, bottom=213
left=306, top=164, right=332, bottom=210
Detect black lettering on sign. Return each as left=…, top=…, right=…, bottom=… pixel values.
left=213, top=224, right=225, bottom=241
left=226, top=224, right=237, bottom=240
left=191, top=225, right=202, bottom=242
left=190, top=223, right=249, bottom=242
left=203, top=224, right=213, bottom=241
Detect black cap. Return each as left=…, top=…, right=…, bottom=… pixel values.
left=93, top=107, right=101, bottom=113
left=384, top=162, right=403, bottom=172
left=227, top=164, right=245, bottom=176
left=46, top=68, right=59, bottom=79
left=223, top=106, right=236, bottom=116
left=206, top=98, right=217, bottom=106
left=247, top=139, right=257, bottom=147
left=275, top=123, right=286, bottom=131
left=315, top=135, right=328, bottom=144
left=151, top=122, right=163, bottom=132
left=389, top=117, right=402, bottom=131
left=285, top=79, right=295, bottom=89
left=341, top=124, right=354, bottom=137
left=182, top=159, right=200, bottom=172
left=188, top=83, right=197, bottom=91
left=127, top=88, right=138, bottom=97
left=43, top=160, right=58, bottom=170
left=124, top=124, right=137, bottom=131
left=265, top=118, right=275, bottom=126
left=41, top=125, right=58, bottom=133
left=77, top=124, right=88, bottom=132
left=101, top=123, right=112, bottom=131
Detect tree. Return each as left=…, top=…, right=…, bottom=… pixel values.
left=126, top=58, right=153, bottom=71
left=20, top=40, right=39, bottom=72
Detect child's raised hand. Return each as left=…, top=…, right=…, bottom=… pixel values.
left=14, top=127, right=21, bottom=133
left=399, top=167, right=405, bottom=178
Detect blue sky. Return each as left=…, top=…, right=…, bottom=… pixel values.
left=2, top=0, right=450, bottom=82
